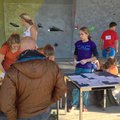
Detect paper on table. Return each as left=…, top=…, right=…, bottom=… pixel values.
left=88, top=79, right=103, bottom=86
left=68, top=75, right=103, bottom=86
left=68, top=75, right=84, bottom=80
left=82, top=73, right=99, bottom=78
left=105, top=77, right=120, bottom=83
left=68, top=75, right=89, bottom=84
left=113, top=77, right=120, bottom=82
left=97, top=76, right=109, bottom=80
left=74, top=79, right=89, bottom=85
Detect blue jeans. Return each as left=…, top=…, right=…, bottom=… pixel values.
left=18, top=108, right=51, bottom=120
left=0, top=112, right=6, bottom=120
left=102, top=47, right=115, bottom=59
left=0, top=108, right=51, bottom=120
left=72, top=68, right=91, bottom=108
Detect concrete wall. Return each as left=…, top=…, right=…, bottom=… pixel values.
left=35, top=0, right=74, bottom=58
left=0, top=0, right=120, bottom=58
left=73, top=0, right=120, bottom=57
left=36, top=0, right=120, bottom=58
left=0, top=0, right=5, bottom=46
left=4, top=0, right=44, bottom=39
left=0, top=0, right=45, bottom=45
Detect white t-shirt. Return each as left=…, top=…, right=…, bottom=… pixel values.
left=23, top=26, right=38, bottom=48
left=23, top=26, right=32, bottom=37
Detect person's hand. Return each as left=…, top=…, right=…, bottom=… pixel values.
left=73, top=59, right=77, bottom=66
left=73, top=59, right=80, bottom=66
left=0, top=72, right=5, bottom=86
left=116, top=49, right=118, bottom=53
left=80, top=59, right=88, bottom=65
left=0, top=77, right=4, bottom=86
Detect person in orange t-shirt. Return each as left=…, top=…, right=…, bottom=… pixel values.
left=97, top=57, right=119, bottom=107
left=107, top=64, right=118, bottom=76
left=0, top=33, right=21, bottom=73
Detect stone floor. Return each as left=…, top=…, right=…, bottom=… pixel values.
left=49, top=106, right=120, bottom=120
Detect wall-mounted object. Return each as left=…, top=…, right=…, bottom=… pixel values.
left=74, top=25, right=79, bottom=30
left=48, top=26, right=63, bottom=32
left=10, top=22, right=19, bottom=27
left=88, top=26, right=95, bottom=33
left=37, top=23, right=43, bottom=28
left=54, top=43, right=58, bottom=47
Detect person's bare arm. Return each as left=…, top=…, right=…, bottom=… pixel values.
left=0, top=54, right=5, bottom=73
left=115, top=40, right=119, bottom=53
left=80, top=57, right=97, bottom=65
left=73, top=55, right=78, bottom=66
left=30, top=26, right=37, bottom=41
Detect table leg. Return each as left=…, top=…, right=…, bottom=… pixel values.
left=103, top=89, right=107, bottom=110
left=60, top=98, right=62, bottom=108
left=79, top=88, right=83, bottom=120
left=64, top=77, right=67, bottom=114
left=65, top=92, right=67, bottom=114
left=57, top=100, right=59, bottom=120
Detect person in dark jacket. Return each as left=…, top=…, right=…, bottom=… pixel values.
left=0, top=37, right=66, bottom=120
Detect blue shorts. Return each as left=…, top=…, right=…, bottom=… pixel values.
left=102, top=47, right=115, bottom=59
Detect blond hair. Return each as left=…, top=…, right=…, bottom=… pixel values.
left=80, top=27, right=92, bottom=40
left=20, top=13, right=33, bottom=25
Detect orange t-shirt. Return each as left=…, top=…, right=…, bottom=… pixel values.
left=108, top=65, right=118, bottom=76
left=0, top=44, right=20, bottom=71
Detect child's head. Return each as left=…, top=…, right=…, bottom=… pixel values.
left=80, top=27, right=91, bottom=41
left=44, top=44, right=55, bottom=61
left=107, top=57, right=116, bottom=65
left=7, top=33, right=20, bottom=51
left=103, top=57, right=116, bottom=70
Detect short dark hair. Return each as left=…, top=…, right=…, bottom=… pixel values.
left=44, top=44, right=55, bottom=56
left=109, top=22, right=117, bottom=28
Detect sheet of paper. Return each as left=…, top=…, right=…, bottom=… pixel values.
left=88, top=79, right=104, bottom=86
left=106, top=77, right=120, bottom=83
left=68, top=75, right=84, bottom=80
left=82, top=73, right=98, bottom=78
